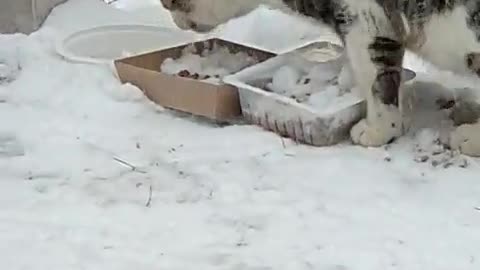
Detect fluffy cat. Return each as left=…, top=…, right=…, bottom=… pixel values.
left=160, top=0, right=480, bottom=156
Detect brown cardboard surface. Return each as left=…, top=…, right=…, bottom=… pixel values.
left=114, top=38, right=275, bottom=121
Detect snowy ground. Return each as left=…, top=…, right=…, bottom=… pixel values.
left=1, top=0, right=480, bottom=269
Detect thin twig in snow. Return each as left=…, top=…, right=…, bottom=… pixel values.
left=146, top=185, right=153, bottom=208
left=113, top=157, right=147, bottom=174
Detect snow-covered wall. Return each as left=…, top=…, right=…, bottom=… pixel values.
left=0, top=0, right=67, bottom=34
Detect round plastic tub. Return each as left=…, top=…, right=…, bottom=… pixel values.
left=55, top=24, right=198, bottom=64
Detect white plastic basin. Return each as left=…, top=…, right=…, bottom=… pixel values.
left=56, top=24, right=199, bottom=64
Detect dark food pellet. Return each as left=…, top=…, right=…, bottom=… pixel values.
left=460, top=159, right=469, bottom=168
left=416, top=155, right=429, bottom=163
left=178, top=70, right=190, bottom=77
left=443, top=162, right=453, bottom=169
left=436, top=98, right=456, bottom=109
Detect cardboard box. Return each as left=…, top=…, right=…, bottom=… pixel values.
left=115, top=38, right=276, bottom=121
left=0, top=0, right=67, bottom=34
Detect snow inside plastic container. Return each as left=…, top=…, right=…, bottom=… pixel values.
left=223, top=51, right=416, bottom=146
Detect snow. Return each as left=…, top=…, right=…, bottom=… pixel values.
left=1, top=0, right=480, bottom=269
left=231, top=53, right=361, bottom=126
left=0, top=45, right=20, bottom=84
left=160, top=42, right=258, bottom=83
left=306, top=86, right=355, bottom=110
left=266, top=57, right=349, bottom=111
left=270, top=65, right=302, bottom=93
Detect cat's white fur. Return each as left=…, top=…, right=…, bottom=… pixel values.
left=166, top=0, right=291, bottom=31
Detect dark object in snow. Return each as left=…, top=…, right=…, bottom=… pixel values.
left=459, top=159, right=469, bottom=168
left=177, top=69, right=191, bottom=77
left=176, top=69, right=219, bottom=80
left=145, top=185, right=153, bottom=208
left=415, top=155, right=429, bottom=163
left=436, top=98, right=455, bottom=110
left=0, top=61, right=21, bottom=85
left=450, top=100, right=480, bottom=126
